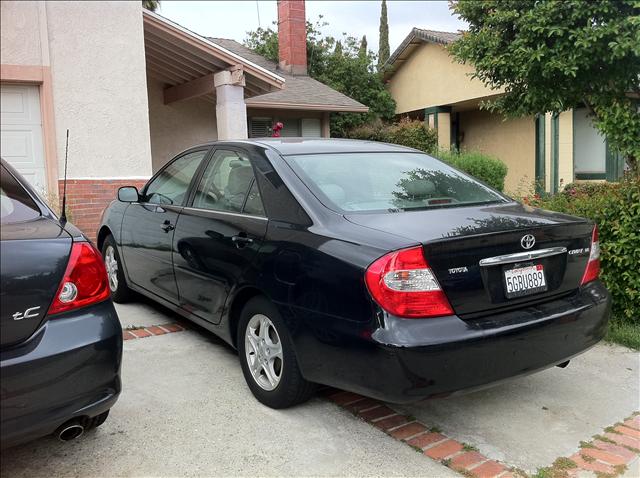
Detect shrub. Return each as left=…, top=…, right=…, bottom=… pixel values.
left=525, top=178, right=640, bottom=332
left=436, top=150, right=508, bottom=192
left=347, top=118, right=438, bottom=154
left=347, top=120, right=508, bottom=191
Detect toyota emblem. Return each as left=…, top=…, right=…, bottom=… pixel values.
left=521, top=234, right=536, bottom=250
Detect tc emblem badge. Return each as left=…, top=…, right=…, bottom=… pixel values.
left=520, top=234, right=536, bottom=250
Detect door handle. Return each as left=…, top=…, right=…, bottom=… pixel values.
left=231, top=234, right=253, bottom=247
left=161, top=220, right=175, bottom=233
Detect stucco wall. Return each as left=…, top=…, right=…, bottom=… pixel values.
left=147, top=77, right=217, bottom=172
left=387, top=43, right=503, bottom=114
left=557, top=111, right=573, bottom=188
left=458, top=109, right=535, bottom=194
left=45, top=1, right=152, bottom=179
left=0, top=1, right=46, bottom=66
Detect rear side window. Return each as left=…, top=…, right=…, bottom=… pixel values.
left=286, top=152, right=506, bottom=213
left=144, top=150, right=207, bottom=205
left=0, top=166, right=41, bottom=224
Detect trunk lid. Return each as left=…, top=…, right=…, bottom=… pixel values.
left=0, top=217, right=72, bottom=347
left=346, top=202, right=594, bottom=318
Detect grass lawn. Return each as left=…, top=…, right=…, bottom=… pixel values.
left=605, top=319, right=640, bottom=351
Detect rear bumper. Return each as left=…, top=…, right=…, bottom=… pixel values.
left=297, top=281, right=610, bottom=403
left=1, top=300, right=122, bottom=448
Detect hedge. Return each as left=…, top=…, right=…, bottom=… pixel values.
left=347, top=118, right=438, bottom=153
left=524, top=178, right=640, bottom=332
left=346, top=119, right=508, bottom=192
left=435, top=150, right=508, bottom=192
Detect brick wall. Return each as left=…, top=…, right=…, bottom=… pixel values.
left=277, top=0, right=307, bottom=75
left=58, top=179, right=148, bottom=243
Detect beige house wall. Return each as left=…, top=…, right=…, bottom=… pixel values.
left=45, top=1, right=152, bottom=179
left=458, top=110, right=535, bottom=193
left=0, top=2, right=46, bottom=66
left=147, top=77, right=217, bottom=172
left=387, top=43, right=502, bottom=114
left=557, top=110, right=573, bottom=189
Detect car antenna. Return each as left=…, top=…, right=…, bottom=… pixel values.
left=59, top=129, right=69, bottom=226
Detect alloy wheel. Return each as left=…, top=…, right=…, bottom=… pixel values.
left=244, top=314, right=283, bottom=391
left=104, top=245, right=119, bottom=292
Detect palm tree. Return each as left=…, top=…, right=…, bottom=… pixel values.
left=142, top=0, right=159, bottom=12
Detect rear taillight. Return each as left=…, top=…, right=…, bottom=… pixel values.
left=48, top=242, right=110, bottom=315
left=365, top=246, right=453, bottom=318
left=580, top=226, right=600, bottom=285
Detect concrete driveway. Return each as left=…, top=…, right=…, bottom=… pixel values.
left=2, top=299, right=638, bottom=478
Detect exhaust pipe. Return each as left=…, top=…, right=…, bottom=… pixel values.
left=56, top=421, right=85, bottom=442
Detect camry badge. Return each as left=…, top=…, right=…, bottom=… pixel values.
left=521, top=234, right=536, bottom=250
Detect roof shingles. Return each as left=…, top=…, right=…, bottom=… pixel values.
left=209, top=38, right=368, bottom=112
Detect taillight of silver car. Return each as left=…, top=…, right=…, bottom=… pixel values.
left=47, top=242, right=111, bottom=315
left=365, top=246, right=453, bottom=318
left=580, top=225, right=601, bottom=285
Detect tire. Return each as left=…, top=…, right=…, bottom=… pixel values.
left=237, top=296, right=315, bottom=409
left=102, top=235, right=133, bottom=303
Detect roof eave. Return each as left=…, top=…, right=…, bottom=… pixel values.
left=142, top=10, right=285, bottom=91
left=245, top=101, right=369, bottom=113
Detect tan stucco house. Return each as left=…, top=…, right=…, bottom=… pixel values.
left=0, top=0, right=366, bottom=239
left=384, top=28, right=625, bottom=194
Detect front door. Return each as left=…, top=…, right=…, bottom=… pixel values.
left=121, top=149, right=209, bottom=302
left=173, top=148, right=268, bottom=324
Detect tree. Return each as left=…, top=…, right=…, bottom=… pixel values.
left=378, top=0, right=390, bottom=70
left=359, top=35, right=368, bottom=60
left=142, top=0, right=159, bottom=12
left=245, top=19, right=396, bottom=136
left=450, top=0, right=640, bottom=172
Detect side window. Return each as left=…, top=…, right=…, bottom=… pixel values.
left=192, top=149, right=265, bottom=215
left=1, top=166, right=41, bottom=224
left=144, top=150, right=207, bottom=205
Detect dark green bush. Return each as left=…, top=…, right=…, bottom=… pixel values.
left=525, top=178, right=640, bottom=329
left=347, top=118, right=438, bottom=154
left=347, top=120, right=508, bottom=191
left=436, top=150, right=508, bottom=192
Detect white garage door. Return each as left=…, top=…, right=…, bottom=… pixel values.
left=1, top=84, right=47, bottom=192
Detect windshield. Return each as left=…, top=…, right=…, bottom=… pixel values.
left=286, top=152, right=507, bottom=213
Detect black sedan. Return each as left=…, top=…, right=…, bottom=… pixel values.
left=0, top=159, right=122, bottom=448
left=98, top=139, right=610, bottom=409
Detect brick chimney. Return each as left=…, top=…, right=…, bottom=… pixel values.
left=277, top=0, right=307, bottom=75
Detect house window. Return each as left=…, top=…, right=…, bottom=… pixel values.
left=249, top=117, right=323, bottom=138
left=574, top=108, right=607, bottom=180
left=301, top=118, right=321, bottom=137
left=249, top=117, right=272, bottom=138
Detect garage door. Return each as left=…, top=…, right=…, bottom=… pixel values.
left=1, top=84, right=47, bottom=192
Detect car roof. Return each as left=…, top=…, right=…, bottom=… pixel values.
left=191, top=138, right=419, bottom=156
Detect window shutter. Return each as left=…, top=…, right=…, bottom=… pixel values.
left=301, top=118, right=322, bottom=137
left=280, top=120, right=300, bottom=137
left=249, top=118, right=272, bottom=138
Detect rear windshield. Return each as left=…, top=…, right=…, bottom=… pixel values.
left=285, top=152, right=506, bottom=213
left=1, top=166, right=41, bottom=224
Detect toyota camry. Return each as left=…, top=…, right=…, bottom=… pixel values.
left=98, top=139, right=610, bottom=409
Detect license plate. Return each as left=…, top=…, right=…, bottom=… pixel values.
left=503, top=264, right=547, bottom=298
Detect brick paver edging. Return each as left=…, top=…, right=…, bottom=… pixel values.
left=322, top=388, right=517, bottom=478
left=122, top=323, right=187, bottom=341
left=323, top=388, right=640, bottom=478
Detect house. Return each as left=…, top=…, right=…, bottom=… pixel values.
left=384, top=28, right=625, bottom=193
left=0, top=0, right=367, bottom=239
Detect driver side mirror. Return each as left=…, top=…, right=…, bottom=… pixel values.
left=117, top=186, right=139, bottom=203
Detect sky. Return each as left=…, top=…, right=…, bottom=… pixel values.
left=157, top=1, right=467, bottom=54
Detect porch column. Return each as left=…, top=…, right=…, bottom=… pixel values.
left=321, top=112, right=331, bottom=138
left=214, top=66, right=248, bottom=140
